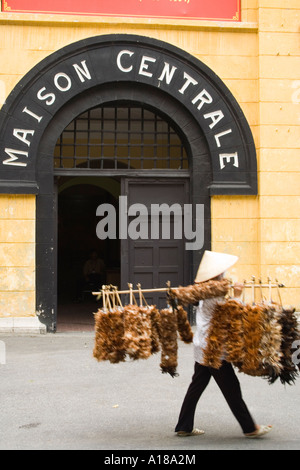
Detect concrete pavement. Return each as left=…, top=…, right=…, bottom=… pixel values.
left=0, top=330, right=299, bottom=451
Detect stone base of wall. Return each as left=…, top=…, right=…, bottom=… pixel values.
left=0, top=316, right=46, bottom=334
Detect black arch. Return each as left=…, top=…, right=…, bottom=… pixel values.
left=0, top=34, right=257, bottom=195
left=36, top=81, right=211, bottom=330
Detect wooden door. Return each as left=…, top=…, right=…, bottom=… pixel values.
left=121, top=178, right=190, bottom=308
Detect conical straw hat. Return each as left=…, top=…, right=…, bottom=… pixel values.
left=195, top=250, right=238, bottom=283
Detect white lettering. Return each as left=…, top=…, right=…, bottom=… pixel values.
left=96, top=204, right=117, bottom=239
left=119, top=195, right=128, bottom=239
left=54, top=73, right=72, bottom=92
left=37, top=87, right=55, bottom=106
left=116, top=50, right=134, bottom=73
left=158, top=62, right=177, bottom=85
left=184, top=203, right=204, bottom=251
left=192, top=89, right=213, bottom=110
left=203, top=110, right=224, bottom=129
left=214, top=129, right=232, bottom=147
left=104, top=454, right=139, bottom=468
left=3, top=148, right=28, bottom=167
left=13, top=129, right=35, bottom=147
left=128, top=204, right=148, bottom=240
left=96, top=198, right=205, bottom=251
left=219, top=152, right=239, bottom=169
left=72, top=60, right=91, bottom=83
left=178, top=72, right=198, bottom=94
left=139, top=55, right=156, bottom=78
left=292, top=340, right=300, bottom=365
left=34, top=63, right=92, bottom=109
left=22, top=107, right=43, bottom=123
left=151, top=203, right=182, bottom=240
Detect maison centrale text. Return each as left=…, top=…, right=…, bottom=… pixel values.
left=2, top=49, right=239, bottom=170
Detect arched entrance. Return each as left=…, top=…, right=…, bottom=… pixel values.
left=0, top=35, right=257, bottom=331
left=55, top=102, right=191, bottom=330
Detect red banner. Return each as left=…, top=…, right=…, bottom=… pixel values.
left=2, top=0, right=241, bottom=22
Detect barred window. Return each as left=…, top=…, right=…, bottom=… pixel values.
left=54, top=105, right=188, bottom=170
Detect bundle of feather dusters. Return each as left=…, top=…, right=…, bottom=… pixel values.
left=168, top=278, right=230, bottom=306
left=201, top=299, right=300, bottom=385
left=93, top=304, right=193, bottom=377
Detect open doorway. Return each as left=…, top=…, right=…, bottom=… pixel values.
left=53, top=102, right=192, bottom=331
left=56, top=177, right=120, bottom=331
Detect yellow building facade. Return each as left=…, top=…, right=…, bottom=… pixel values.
left=0, top=0, right=299, bottom=333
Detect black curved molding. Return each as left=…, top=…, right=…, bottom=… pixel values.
left=0, top=34, right=257, bottom=195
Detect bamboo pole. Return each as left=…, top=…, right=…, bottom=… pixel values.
left=92, top=280, right=284, bottom=297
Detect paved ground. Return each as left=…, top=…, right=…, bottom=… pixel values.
left=0, top=330, right=299, bottom=451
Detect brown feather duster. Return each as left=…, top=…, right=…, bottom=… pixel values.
left=258, top=304, right=283, bottom=378
left=221, top=299, right=245, bottom=365
left=269, top=306, right=300, bottom=384
left=176, top=305, right=194, bottom=344
left=123, top=304, right=152, bottom=360
left=149, top=305, right=161, bottom=354
left=169, top=279, right=230, bottom=306
left=201, top=300, right=284, bottom=379
left=202, top=301, right=228, bottom=369
left=93, top=308, right=126, bottom=364
left=237, top=304, right=265, bottom=376
left=159, top=307, right=178, bottom=377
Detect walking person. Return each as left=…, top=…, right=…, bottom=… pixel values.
left=175, top=251, right=272, bottom=438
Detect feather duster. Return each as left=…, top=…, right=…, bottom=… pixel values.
left=123, top=305, right=152, bottom=360
left=176, top=305, right=194, bottom=344
left=238, top=304, right=265, bottom=376
left=149, top=305, right=161, bottom=354
left=259, top=304, right=283, bottom=380
left=202, top=301, right=228, bottom=369
left=169, top=279, right=230, bottom=306
left=221, top=299, right=245, bottom=366
left=93, top=308, right=126, bottom=363
left=159, top=307, right=179, bottom=377
left=201, top=299, right=299, bottom=385
left=268, top=307, right=300, bottom=385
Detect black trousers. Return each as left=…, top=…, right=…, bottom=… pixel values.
left=175, top=361, right=256, bottom=434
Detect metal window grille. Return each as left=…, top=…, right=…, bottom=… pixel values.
left=54, top=105, right=188, bottom=170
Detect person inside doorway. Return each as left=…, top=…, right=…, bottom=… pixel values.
left=175, top=250, right=272, bottom=439
left=83, top=250, right=106, bottom=292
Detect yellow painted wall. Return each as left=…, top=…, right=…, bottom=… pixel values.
left=257, top=0, right=300, bottom=308
left=0, top=195, right=35, bottom=317
left=0, top=0, right=299, bottom=315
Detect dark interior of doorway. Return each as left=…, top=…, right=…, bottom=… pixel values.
left=57, top=177, right=120, bottom=332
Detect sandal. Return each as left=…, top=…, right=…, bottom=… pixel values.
left=177, top=428, right=205, bottom=437
left=245, top=425, right=272, bottom=438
